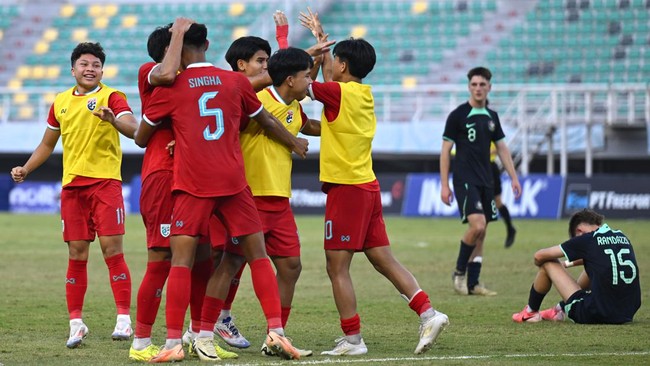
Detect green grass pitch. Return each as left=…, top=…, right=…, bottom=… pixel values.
left=0, top=213, right=648, bottom=365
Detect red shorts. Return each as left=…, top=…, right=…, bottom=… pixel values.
left=60, top=179, right=125, bottom=242
left=171, top=187, right=262, bottom=240
left=140, top=171, right=173, bottom=249
left=257, top=198, right=300, bottom=257
left=208, top=215, right=228, bottom=249
left=323, top=184, right=389, bottom=251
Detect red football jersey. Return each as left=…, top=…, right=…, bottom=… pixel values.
left=143, top=62, right=263, bottom=197
left=138, top=62, right=174, bottom=181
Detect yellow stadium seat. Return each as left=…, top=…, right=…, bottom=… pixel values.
left=402, top=76, right=417, bottom=89
left=229, top=3, right=246, bottom=16
left=232, top=26, right=248, bottom=40
left=16, top=66, right=31, bottom=79
left=43, top=28, right=58, bottom=42
left=88, top=4, right=103, bottom=17
left=19, top=106, right=34, bottom=119
left=73, top=28, right=88, bottom=42
left=43, top=93, right=57, bottom=104
left=13, top=93, right=28, bottom=104
left=412, top=1, right=428, bottom=14
left=103, top=65, right=118, bottom=79
left=32, top=66, right=46, bottom=79
left=8, top=79, right=22, bottom=89
left=46, top=66, right=61, bottom=79
left=105, top=4, right=118, bottom=17
left=34, top=41, right=49, bottom=55
left=351, top=25, right=367, bottom=38
left=0, top=30, right=4, bottom=41
left=0, top=107, right=4, bottom=120
left=122, top=15, right=138, bottom=28
left=60, top=4, right=75, bottom=17
left=94, top=17, right=109, bottom=29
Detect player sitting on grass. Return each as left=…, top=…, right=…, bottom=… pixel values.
left=513, top=209, right=640, bottom=324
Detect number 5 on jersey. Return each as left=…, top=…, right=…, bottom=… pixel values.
left=199, top=91, right=224, bottom=141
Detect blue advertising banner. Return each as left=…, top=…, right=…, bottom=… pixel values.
left=562, top=175, right=650, bottom=218
left=8, top=181, right=133, bottom=214
left=402, top=173, right=564, bottom=219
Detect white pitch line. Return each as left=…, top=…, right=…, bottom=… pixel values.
left=221, top=351, right=650, bottom=366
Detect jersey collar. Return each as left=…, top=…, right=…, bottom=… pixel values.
left=187, top=62, right=214, bottom=69
left=269, top=86, right=288, bottom=105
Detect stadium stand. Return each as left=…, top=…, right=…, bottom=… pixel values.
left=0, top=0, right=647, bottom=168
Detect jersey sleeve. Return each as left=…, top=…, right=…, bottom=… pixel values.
left=298, top=103, right=309, bottom=129
left=238, top=74, right=263, bottom=118
left=491, top=111, right=506, bottom=142
left=559, top=234, right=590, bottom=262
left=46, top=103, right=59, bottom=130
left=143, top=87, right=173, bottom=126
left=308, top=81, right=341, bottom=122
left=442, top=109, right=459, bottom=142
left=108, top=92, right=133, bottom=119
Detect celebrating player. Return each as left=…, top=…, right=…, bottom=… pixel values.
left=301, top=10, right=449, bottom=356
left=11, top=42, right=137, bottom=349
left=137, top=23, right=306, bottom=362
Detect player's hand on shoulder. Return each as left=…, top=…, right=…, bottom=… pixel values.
left=93, top=106, right=116, bottom=124
left=171, top=17, right=194, bottom=34
left=10, top=166, right=28, bottom=183
left=166, top=140, right=176, bottom=156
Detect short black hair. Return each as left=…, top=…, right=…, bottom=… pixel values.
left=224, top=36, right=272, bottom=71
left=268, top=47, right=314, bottom=87
left=147, top=23, right=173, bottom=63
left=332, top=38, right=375, bottom=79
left=467, top=66, right=492, bottom=81
left=568, top=209, right=604, bottom=238
left=183, top=23, right=208, bottom=49
left=71, top=42, right=105, bottom=67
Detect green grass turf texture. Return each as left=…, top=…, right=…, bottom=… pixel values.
left=0, top=213, right=648, bottom=365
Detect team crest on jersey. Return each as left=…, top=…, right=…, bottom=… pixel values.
left=488, top=120, right=495, bottom=132
left=160, top=224, right=171, bottom=238
left=87, top=98, right=97, bottom=111
left=286, top=110, right=294, bottom=124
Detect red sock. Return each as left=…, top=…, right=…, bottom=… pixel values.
left=105, top=253, right=131, bottom=315
left=408, top=290, right=433, bottom=316
left=341, top=314, right=361, bottom=336
left=135, top=260, right=171, bottom=338
left=166, top=266, right=191, bottom=339
left=190, top=258, right=212, bottom=332
left=200, top=296, right=224, bottom=332
left=223, top=263, right=245, bottom=311
left=281, top=306, right=292, bottom=329
left=66, top=259, right=88, bottom=319
left=249, top=258, right=282, bottom=329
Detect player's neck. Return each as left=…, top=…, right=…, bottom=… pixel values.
left=469, top=99, right=486, bottom=109
left=274, top=85, right=296, bottom=104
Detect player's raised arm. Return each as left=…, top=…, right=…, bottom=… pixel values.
left=273, top=10, right=289, bottom=49
left=150, top=17, right=194, bottom=86
left=300, top=8, right=333, bottom=82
